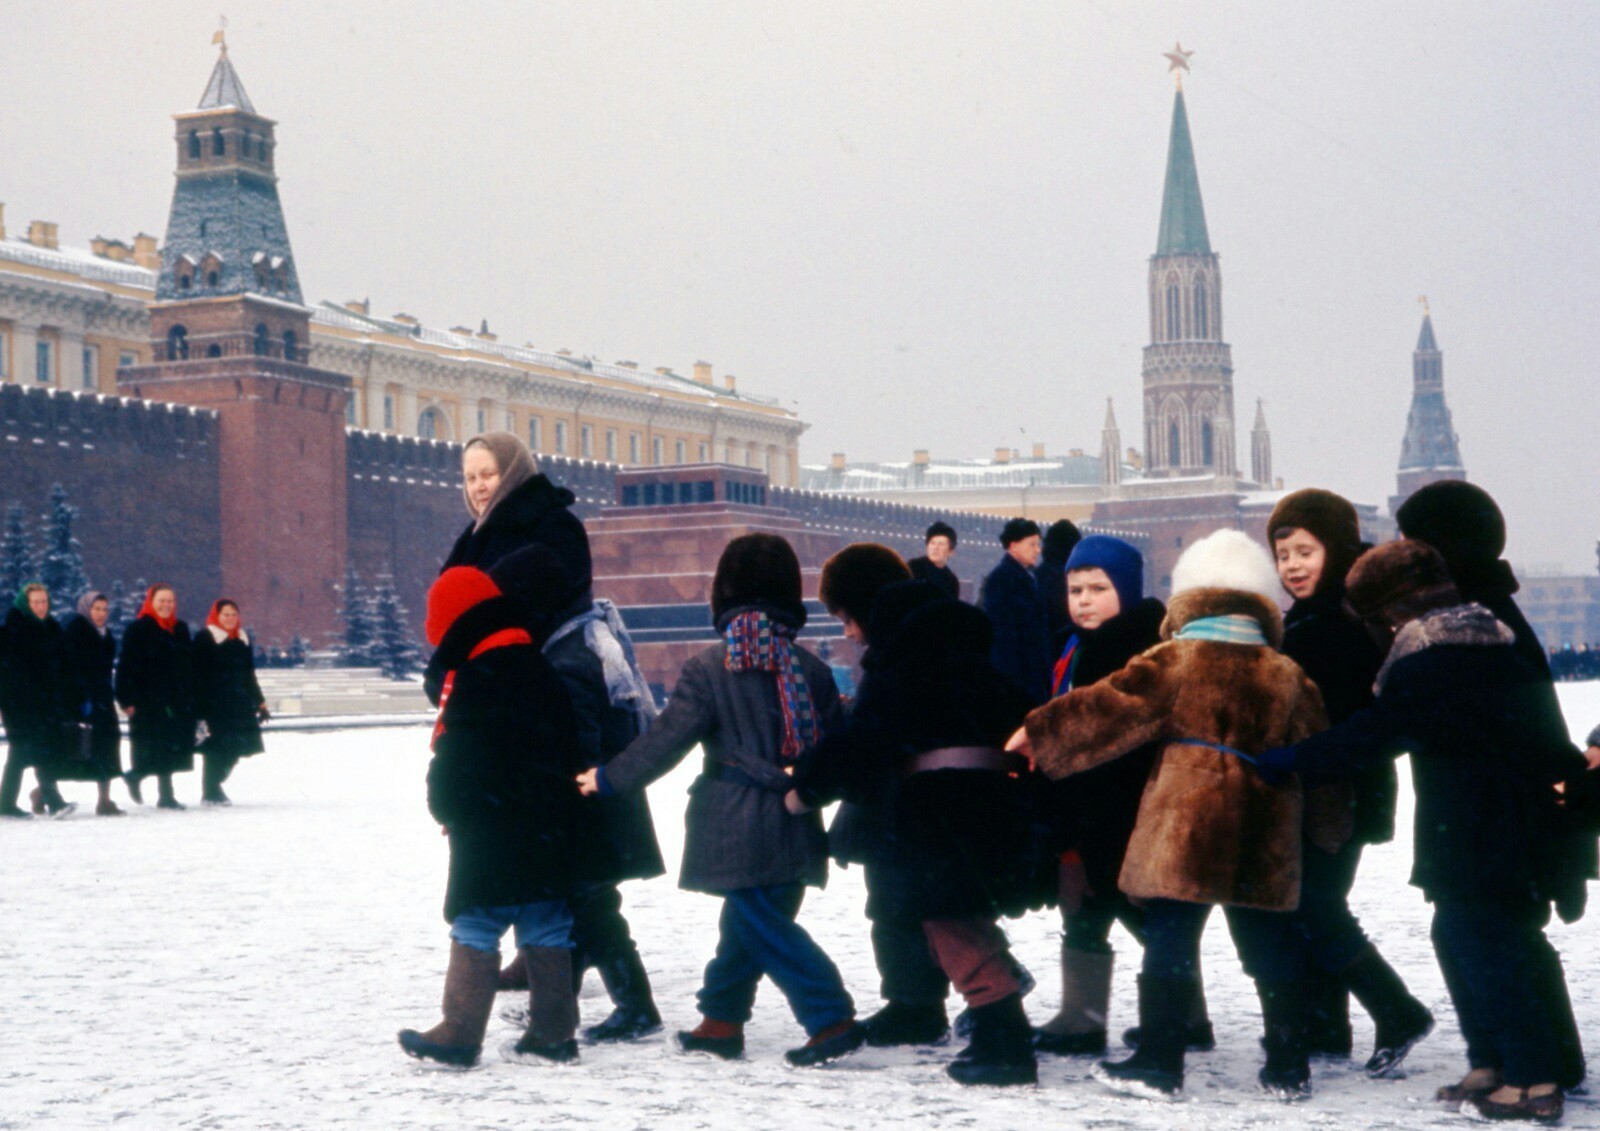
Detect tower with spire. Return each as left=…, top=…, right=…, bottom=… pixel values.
left=1389, top=304, right=1464, bottom=513
left=1100, top=398, right=1123, bottom=487
left=1140, top=61, right=1239, bottom=480
left=1251, top=399, right=1273, bottom=488
left=121, top=38, right=350, bottom=645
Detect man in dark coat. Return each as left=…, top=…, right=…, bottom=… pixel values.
left=399, top=565, right=589, bottom=1068
left=0, top=584, right=75, bottom=818
left=977, top=518, right=1051, bottom=706
left=907, top=521, right=961, bottom=600
left=1259, top=540, right=1596, bottom=1123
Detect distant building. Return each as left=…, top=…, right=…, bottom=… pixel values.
left=1517, top=566, right=1600, bottom=651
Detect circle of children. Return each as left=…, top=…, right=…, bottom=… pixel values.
left=0, top=583, right=268, bottom=817
left=405, top=434, right=1600, bottom=1122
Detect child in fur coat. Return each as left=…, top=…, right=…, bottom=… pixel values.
left=1012, top=529, right=1328, bottom=1101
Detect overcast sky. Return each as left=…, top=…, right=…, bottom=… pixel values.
left=4, top=1, right=1596, bottom=571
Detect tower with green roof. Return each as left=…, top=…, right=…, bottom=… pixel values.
left=1140, top=76, right=1238, bottom=479
left=1390, top=307, right=1465, bottom=513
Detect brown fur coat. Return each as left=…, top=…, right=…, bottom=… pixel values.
left=1025, top=588, right=1329, bottom=911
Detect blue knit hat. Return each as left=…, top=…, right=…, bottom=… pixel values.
left=1065, top=535, right=1144, bottom=615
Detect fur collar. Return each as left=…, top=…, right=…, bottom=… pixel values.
left=1162, top=587, right=1284, bottom=649
left=1375, top=602, right=1514, bottom=693
left=207, top=623, right=250, bottom=647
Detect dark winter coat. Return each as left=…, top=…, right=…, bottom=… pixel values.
left=59, top=614, right=121, bottom=782
left=115, top=615, right=197, bottom=776
left=1286, top=604, right=1596, bottom=918
left=0, top=607, right=71, bottom=770
left=1281, top=583, right=1396, bottom=846
left=1026, top=588, right=1329, bottom=912
left=977, top=553, right=1052, bottom=706
left=793, top=597, right=1044, bottom=921
left=427, top=598, right=589, bottom=921
left=193, top=627, right=266, bottom=762
left=601, top=604, right=844, bottom=895
left=544, top=629, right=664, bottom=886
left=1038, top=555, right=1072, bottom=643
left=1050, top=597, right=1166, bottom=899
left=907, top=557, right=960, bottom=601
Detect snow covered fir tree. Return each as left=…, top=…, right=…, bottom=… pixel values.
left=335, top=566, right=378, bottom=667
left=370, top=575, right=421, bottom=680
left=39, top=484, right=92, bottom=621
left=1, top=503, right=37, bottom=599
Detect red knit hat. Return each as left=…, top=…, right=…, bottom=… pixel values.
left=425, top=567, right=502, bottom=646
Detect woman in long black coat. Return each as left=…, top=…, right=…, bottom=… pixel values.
left=0, top=584, right=75, bottom=818
left=115, top=584, right=197, bottom=810
left=61, top=591, right=126, bottom=816
left=193, top=599, right=268, bottom=806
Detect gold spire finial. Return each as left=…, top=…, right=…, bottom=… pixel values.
left=1418, top=294, right=1430, bottom=316
left=212, top=15, right=228, bottom=56
left=1164, top=42, right=1193, bottom=89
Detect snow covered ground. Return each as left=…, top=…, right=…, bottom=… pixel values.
left=4, top=684, right=1600, bottom=1130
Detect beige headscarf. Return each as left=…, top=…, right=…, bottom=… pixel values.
left=464, top=432, right=539, bottom=528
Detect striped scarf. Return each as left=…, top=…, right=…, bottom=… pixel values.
left=724, top=610, right=818, bottom=760
left=1173, top=614, right=1267, bottom=646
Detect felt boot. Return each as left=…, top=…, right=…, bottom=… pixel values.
left=1036, top=946, right=1112, bottom=1056
left=501, top=947, right=579, bottom=1064
left=398, top=942, right=501, bottom=1067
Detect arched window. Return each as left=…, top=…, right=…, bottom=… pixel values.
left=1166, top=284, right=1182, bottom=341
left=166, top=325, right=189, bottom=361
left=1167, top=419, right=1181, bottom=467
left=177, top=272, right=192, bottom=291
left=1193, top=280, right=1208, bottom=338
left=253, top=324, right=270, bottom=357
left=206, top=344, right=222, bottom=359
left=281, top=330, right=298, bottom=363
left=206, top=270, right=220, bottom=288
left=1201, top=418, right=1214, bottom=467
left=188, top=131, right=201, bottom=159
left=418, top=407, right=440, bottom=440
left=212, top=128, right=225, bottom=156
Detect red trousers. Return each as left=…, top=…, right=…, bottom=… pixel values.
left=922, top=918, right=1020, bottom=1008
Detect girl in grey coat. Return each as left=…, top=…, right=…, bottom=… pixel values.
left=580, top=534, right=862, bottom=1067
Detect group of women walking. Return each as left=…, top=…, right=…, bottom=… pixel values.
left=0, top=583, right=269, bottom=817
left=401, top=432, right=1597, bottom=1124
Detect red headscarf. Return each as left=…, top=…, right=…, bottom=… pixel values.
left=138, top=584, right=179, bottom=633
left=207, top=599, right=241, bottom=639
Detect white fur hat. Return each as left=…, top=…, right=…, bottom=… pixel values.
left=1170, top=529, right=1280, bottom=602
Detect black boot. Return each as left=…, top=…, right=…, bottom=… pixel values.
left=123, top=772, right=145, bottom=806
left=1096, top=975, right=1186, bottom=1099
left=1303, top=969, right=1353, bottom=1057
left=1256, top=981, right=1311, bottom=1100
left=0, top=757, right=32, bottom=818
left=863, top=1000, right=950, bottom=1047
left=1122, top=975, right=1215, bottom=1052
left=946, top=994, right=1037, bottom=1087
left=1342, top=946, right=1433, bottom=1077
left=156, top=774, right=185, bottom=811
left=582, top=951, right=663, bottom=1042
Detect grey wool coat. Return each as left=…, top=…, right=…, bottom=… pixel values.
left=602, top=632, right=843, bottom=895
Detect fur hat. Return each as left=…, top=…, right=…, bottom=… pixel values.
left=924, top=521, right=958, bottom=549
left=1170, top=529, right=1281, bottom=603
left=711, top=533, right=805, bottom=624
left=1066, top=535, right=1144, bottom=614
left=1394, top=480, right=1518, bottom=601
left=819, top=543, right=911, bottom=626
left=1344, top=539, right=1460, bottom=634
left=426, top=567, right=502, bottom=647
left=1267, top=489, right=1364, bottom=592
left=999, top=517, right=1042, bottom=547
left=1042, top=519, right=1083, bottom=564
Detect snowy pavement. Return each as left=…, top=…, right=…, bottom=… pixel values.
left=4, top=685, right=1600, bottom=1129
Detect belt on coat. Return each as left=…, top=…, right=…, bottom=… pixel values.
left=701, top=759, right=788, bottom=792
left=901, top=746, right=1028, bottom=779
left=1171, top=737, right=1260, bottom=766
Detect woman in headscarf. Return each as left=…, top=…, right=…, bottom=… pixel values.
left=443, top=432, right=593, bottom=588
left=115, top=583, right=197, bottom=810
left=61, top=591, right=126, bottom=815
left=0, top=583, right=75, bottom=818
left=193, top=598, right=269, bottom=806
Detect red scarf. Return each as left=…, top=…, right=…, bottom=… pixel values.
left=138, top=584, right=179, bottom=633
left=206, top=599, right=242, bottom=639
left=430, top=628, right=532, bottom=746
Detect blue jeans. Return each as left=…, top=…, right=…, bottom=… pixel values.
left=697, top=884, right=855, bottom=1037
left=1142, top=898, right=1303, bottom=985
left=450, top=900, right=574, bottom=954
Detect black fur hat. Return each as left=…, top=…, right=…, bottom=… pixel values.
left=711, top=533, right=806, bottom=625
left=1042, top=519, right=1083, bottom=563
left=1396, top=480, right=1518, bottom=600
left=998, top=517, right=1042, bottom=547
left=819, top=543, right=911, bottom=626
left=924, top=521, right=958, bottom=549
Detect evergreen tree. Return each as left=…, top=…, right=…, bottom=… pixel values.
left=1, top=502, right=37, bottom=600
left=40, top=484, right=92, bottom=620
left=335, top=566, right=377, bottom=667
left=371, top=575, right=421, bottom=680
left=119, top=578, right=149, bottom=629
left=108, top=579, right=128, bottom=636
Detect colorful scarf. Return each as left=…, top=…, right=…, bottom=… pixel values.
left=724, top=609, right=818, bottom=760
left=1051, top=635, right=1079, bottom=698
left=1173, top=614, right=1267, bottom=646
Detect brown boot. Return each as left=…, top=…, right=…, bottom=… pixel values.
left=497, top=950, right=529, bottom=991
left=1460, top=1083, right=1563, bottom=1122
left=502, top=947, right=579, bottom=1064
left=397, top=942, right=500, bottom=1067
left=1437, top=1067, right=1501, bottom=1105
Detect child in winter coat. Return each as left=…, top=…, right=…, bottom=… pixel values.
left=577, top=534, right=860, bottom=1067
left=1014, top=530, right=1328, bottom=1101
left=1034, top=537, right=1217, bottom=1058
left=399, top=565, right=589, bottom=1068
left=1267, top=490, right=1433, bottom=1074
left=790, top=577, right=1043, bottom=1086
left=1258, top=540, right=1595, bottom=1123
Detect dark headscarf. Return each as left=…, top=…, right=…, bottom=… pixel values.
left=77, top=591, right=109, bottom=636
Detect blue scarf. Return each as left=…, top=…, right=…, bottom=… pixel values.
left=1173, top=614, right=1267, bottom=646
